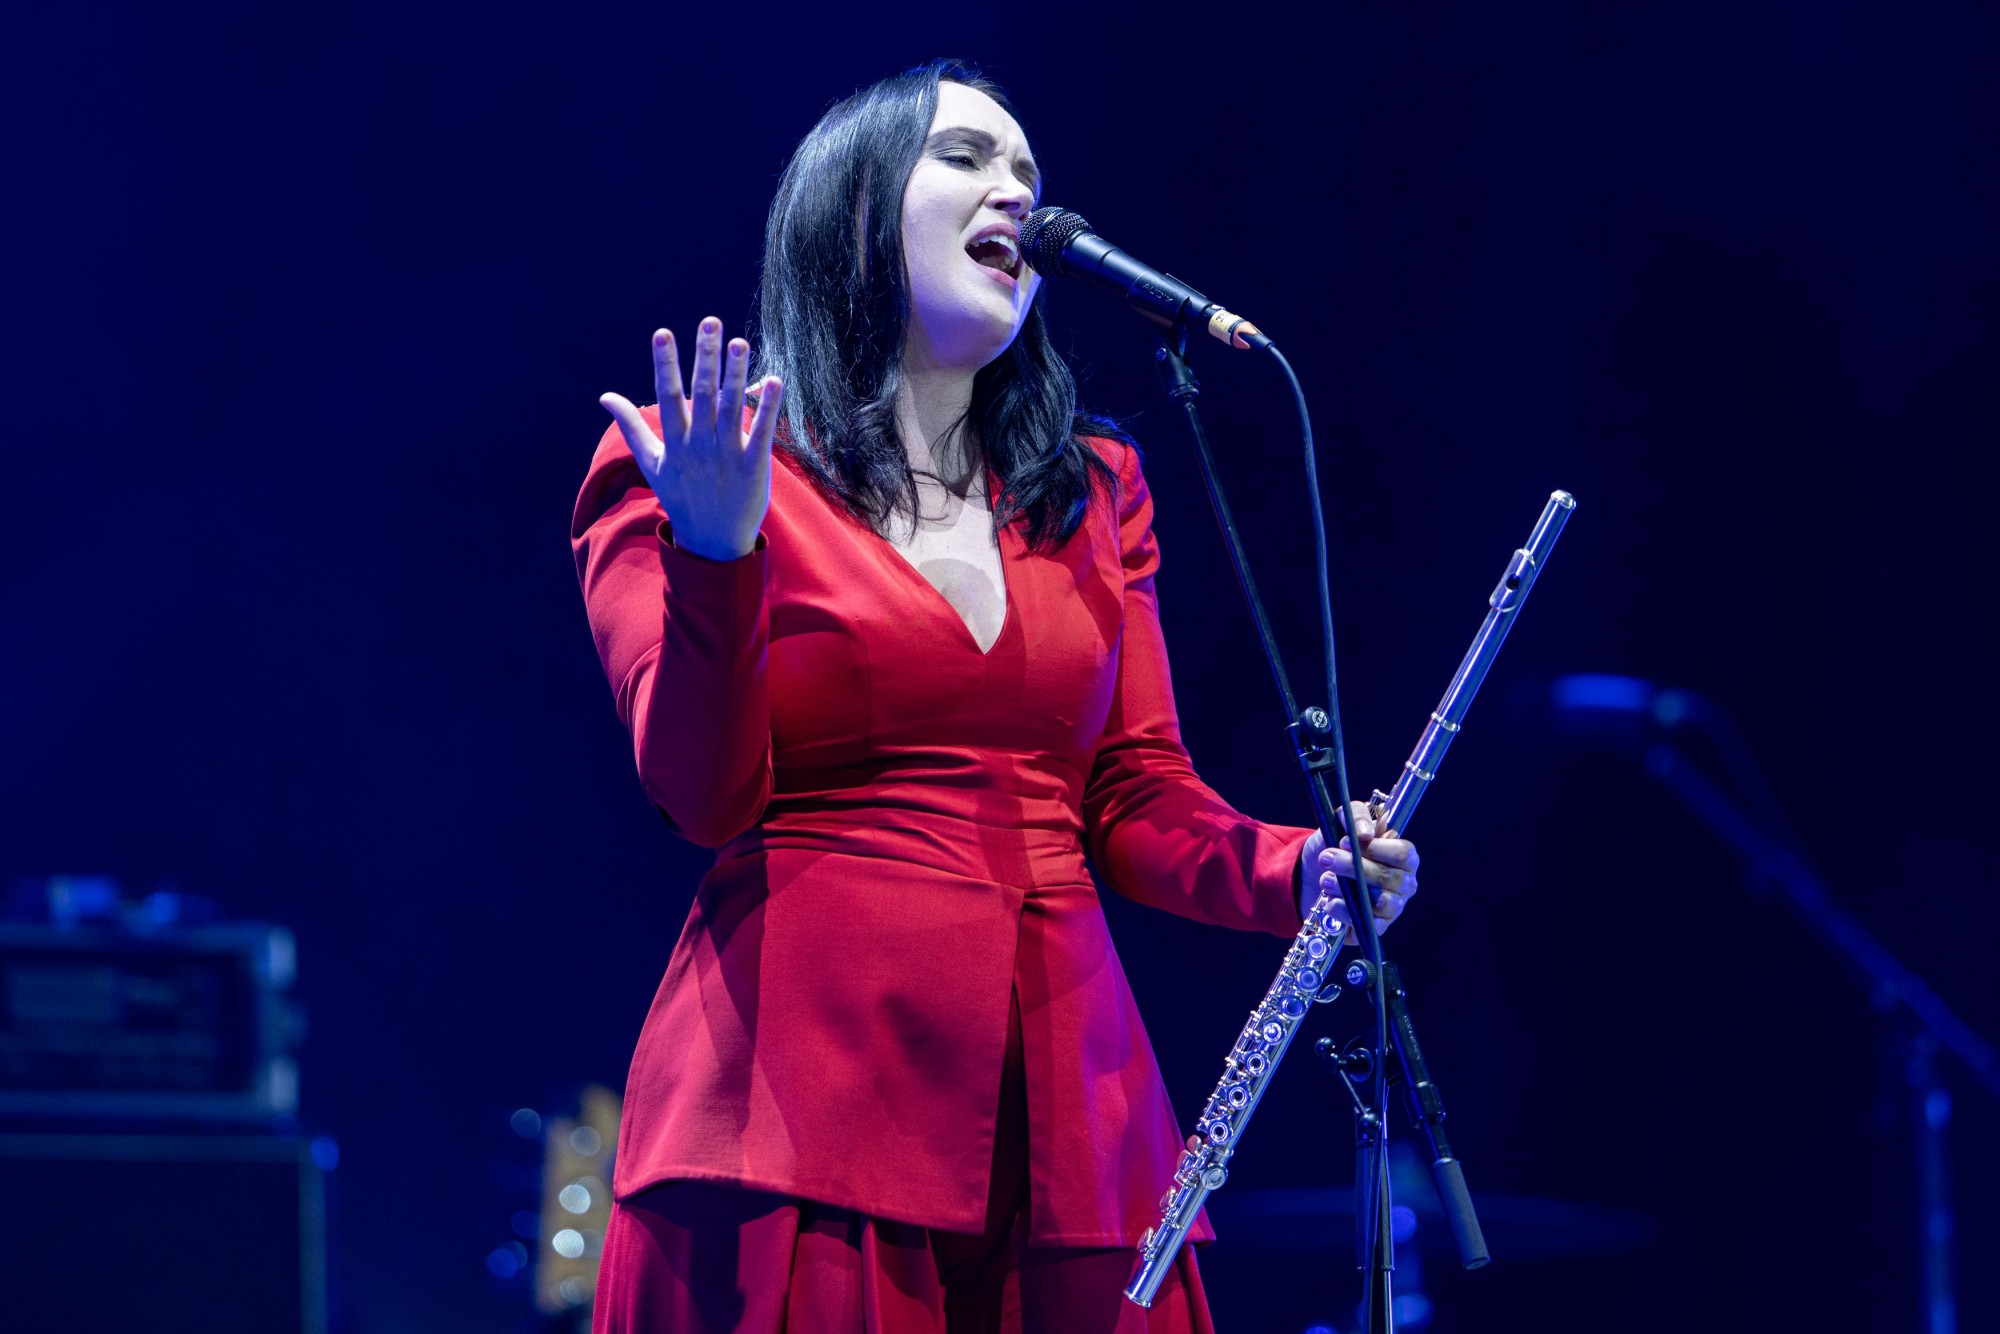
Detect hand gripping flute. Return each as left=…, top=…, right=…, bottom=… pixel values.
left=1125, top=490, right=1576, bottom=1307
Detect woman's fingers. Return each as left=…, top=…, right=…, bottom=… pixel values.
left=598, top=392, right=664, bottom=476
left=745, top=376, right=786, bottom=459
left=1363, top=835, right=1418, bottom=874
left=1322, top=896, right=1404, bottom=935
left=651, top=329, right=689, bottom=438
left=1371, top=887, right=1411, bottom=929
left=1318, top=842, right=1418, bottom=924
left=687, top=318, right=722, bottom=441
left=718, top=339, right=751, bottom=444
left=1315, top=819, right=1422, bottom=937
left=636, top=319, right=759, bottom=456
left=605, top=319, right=775, bottom=557
left=1318, top=849, right=1415, bottom=900
left=1317, top=889, right=1407, bottom=941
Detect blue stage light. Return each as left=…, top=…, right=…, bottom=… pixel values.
left=1550, top=673, right=1653, bottom=712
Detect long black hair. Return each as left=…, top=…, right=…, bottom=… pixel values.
left=749, top=59, right=1122, bottom=552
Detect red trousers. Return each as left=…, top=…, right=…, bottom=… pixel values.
left=593, top=992, right=1214, bottom=1333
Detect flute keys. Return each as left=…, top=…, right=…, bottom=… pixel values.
left=1125, top=492, right=1574, bottom=1298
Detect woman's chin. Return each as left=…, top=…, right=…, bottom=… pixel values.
left=911, top=308, right=1025, bottom=374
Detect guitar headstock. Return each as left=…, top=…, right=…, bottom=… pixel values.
left=535, top=1084, right=621, bottom=1319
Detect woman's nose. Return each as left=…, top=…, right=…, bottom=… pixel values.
left=988, top=176, right=1034, bottom=216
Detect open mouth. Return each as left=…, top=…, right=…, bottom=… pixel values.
left=965, top=228, right=1023, bottom=283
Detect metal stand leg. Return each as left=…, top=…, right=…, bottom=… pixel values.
left=1908, top=1034, right=1956, bottom=1334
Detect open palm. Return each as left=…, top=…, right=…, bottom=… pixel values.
left=599, top=318, right=784, bottom=561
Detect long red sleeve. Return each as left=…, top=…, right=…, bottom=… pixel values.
left=570, top=408, right=773, bottom=847
left=1081, top=440, right=1313, bottom=937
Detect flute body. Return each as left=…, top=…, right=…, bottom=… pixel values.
left=1373, top=489, right=1575, bottom=832
left=1124, top=490, right=1576, bottom=1308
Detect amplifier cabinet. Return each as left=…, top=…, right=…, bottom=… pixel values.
left=0, top=1133, right=328, bottom=1333
left=0, top=921, right=299, bottom=1122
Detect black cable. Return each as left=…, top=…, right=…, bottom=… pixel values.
left=1261, top=341, right=1393, bottom=1314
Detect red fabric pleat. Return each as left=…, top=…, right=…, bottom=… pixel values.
left=592, top=991, right=1214, bottom=1333
left=592, top=1183, right=1211, bottom=1334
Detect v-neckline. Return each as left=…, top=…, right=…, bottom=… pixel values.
left=870, top=470, right=1015, bottom=657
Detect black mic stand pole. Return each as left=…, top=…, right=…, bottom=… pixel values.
left=1152, top=334, right=1397, bottom=1331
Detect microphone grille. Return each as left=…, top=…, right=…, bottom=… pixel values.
left=1019, top=206, right=1093, bottom=275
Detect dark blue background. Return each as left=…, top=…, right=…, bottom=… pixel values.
left=5, top=2, right=1995, bottom=1329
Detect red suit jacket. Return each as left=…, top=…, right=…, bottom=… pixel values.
left=572, top=412, right=1312, bottom=1247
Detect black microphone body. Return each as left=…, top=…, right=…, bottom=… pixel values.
left=1019, top=207, right=1267, bottom=350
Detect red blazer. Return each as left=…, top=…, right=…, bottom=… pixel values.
left=572, top=412, right=1312, bottom=1247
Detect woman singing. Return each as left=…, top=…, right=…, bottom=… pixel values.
left=572, top=59, right=1421, bottom=1332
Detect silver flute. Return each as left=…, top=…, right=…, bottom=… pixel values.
left=1125, top=489, right=1576, bottom=1307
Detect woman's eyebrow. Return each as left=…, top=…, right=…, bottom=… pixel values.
left=926, top=126, right=1042, bottom=195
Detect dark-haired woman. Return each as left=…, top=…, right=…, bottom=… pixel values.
left=573, top=63, right=1421, bottom=1332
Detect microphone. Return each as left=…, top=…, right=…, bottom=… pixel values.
left=1019, top=206, right=1268, bottom=351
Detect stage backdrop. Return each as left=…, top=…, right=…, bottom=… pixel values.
left=4, top=2, right=1995, bottom=1330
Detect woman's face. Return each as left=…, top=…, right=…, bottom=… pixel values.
left=900, top=81, right=1042, bottom=375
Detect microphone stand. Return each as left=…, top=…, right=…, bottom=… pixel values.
left=1152, top=334, right=1399, bottom=1330
left=1642, top=741, right=1999, bottom=1334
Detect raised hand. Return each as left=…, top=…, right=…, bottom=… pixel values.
left=599, top=319, right=785, bottom=561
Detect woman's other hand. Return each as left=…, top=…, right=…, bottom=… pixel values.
left=599, top=320, right=785, bottom=562
left=1297, top=801, right=1421, bottom=941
